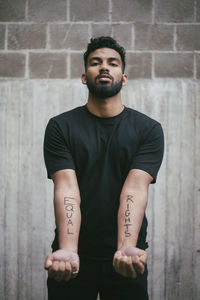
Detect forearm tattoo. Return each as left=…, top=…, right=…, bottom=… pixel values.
left=64, top=197, right=75, bottom=235
left=124, top=195, right=133, bottom=237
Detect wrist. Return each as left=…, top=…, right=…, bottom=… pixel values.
left=59, top=249, right=78, bottom=255
left=59, top=242, right=78, bottom=253
left=58, top=232, right=79, bottom=253
left=117, top=238, right=137, bottom=251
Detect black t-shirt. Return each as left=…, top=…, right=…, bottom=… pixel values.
left=44, top=105, right=164, bottom=260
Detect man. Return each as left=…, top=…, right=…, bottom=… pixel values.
left=43, top=36, right=164, bottom=300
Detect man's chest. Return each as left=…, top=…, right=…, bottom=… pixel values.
left=67, top=122, right=140, bottom=166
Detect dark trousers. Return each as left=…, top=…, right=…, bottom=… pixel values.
left=47, top=258, right=149, bottom=300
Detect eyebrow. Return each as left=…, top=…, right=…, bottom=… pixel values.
left=88, top=57, right=121, bottom=64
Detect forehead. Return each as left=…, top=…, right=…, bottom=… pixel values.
left=88, top=47, right=121, bottom=61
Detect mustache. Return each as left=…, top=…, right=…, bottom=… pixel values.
left=95, top=71, right=113, bottom=81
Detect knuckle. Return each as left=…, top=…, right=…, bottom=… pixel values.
left=115, top=256, right=120, bottom=262
left=64, top=269, right=70, bottom=276
left=53, top=266, right=59, bottom=272
left=59, top=263, right=65, bottom=272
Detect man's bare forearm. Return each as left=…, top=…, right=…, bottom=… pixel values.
left=113, top=170, right=152, bottom=278
left=54, top=188, right=81, bottom=252
left=117, top=189, right=148, bottom=250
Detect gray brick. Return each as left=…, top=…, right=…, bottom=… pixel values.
left=28, top=0, right=67, bottom=22
left=196, top=54, right=200, bottom=79
left=135, top=24, right=174, bottom=51
left=8, top=24, right=46, bottom=50
left=70, top=53, right=85, bottom=78
left=0, top=0, right=26, bottom=21
left=176, top=25, right=200, bottom=51
left=112, top=0, right=152, bottom=22
left=155, top=0, right=195, bottom=22
left=50, top=24, right=88, bottom=50
left=70, top=0, right=109, bottom=21
left=126, top=53, right=152, bottom=79
left=155, top=53, right=193, bottom=78
left=29, top=53, right=67, bottom=78
left=113, top=24, right=133, bottom=50
left=91, top=24, right=112, bottom=38
left=0, top=25, right=5, bottom=49
left=0, top=53, right=25, bottom=77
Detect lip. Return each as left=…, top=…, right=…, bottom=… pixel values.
left=98, top=74, right=111, bottom=79
left=96, top=74, right=112, bottom=82
left=98, top=77, right=111, bottom=82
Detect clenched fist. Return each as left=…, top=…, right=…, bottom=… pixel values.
left=45, top=249, right=80, bottom=282
left=113, top=246, right=147, bottom=278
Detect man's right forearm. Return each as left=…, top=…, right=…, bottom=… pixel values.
left=54, top=187, right=81, bottom=252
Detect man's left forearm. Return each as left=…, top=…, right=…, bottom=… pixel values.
left=113, top=169, right=152, bottom=278
left=117, top=189, right=148, bottom=251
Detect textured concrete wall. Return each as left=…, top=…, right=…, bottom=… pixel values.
left=0, top=1, right=200, bottom=300
left=0, top=80, right=199, bottom=300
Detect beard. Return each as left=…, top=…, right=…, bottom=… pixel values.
left=86, top=74, right=123, bottom=98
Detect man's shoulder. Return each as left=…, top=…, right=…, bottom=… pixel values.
left=125, top=106, right=160, bottom=126
left=52, top=105, right=85, bottom=121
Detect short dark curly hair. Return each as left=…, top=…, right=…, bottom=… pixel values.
left=83, top=36, right=126, bottom=72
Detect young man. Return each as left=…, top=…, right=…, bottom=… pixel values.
left=44, top=36, right=164, bottom=300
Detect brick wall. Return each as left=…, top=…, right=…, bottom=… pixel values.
left=0, top=0, right=199, bottom=79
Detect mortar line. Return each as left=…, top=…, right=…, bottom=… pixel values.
left=0, top=49, right=199, bottom=54
left=67, top=50, right=70, bottom=79
left=67, top=0, right=70, bottom=22
left=0, top=21, right=200, bottom=25
left=25, top=52, right=29, bottom=79
left=152, top=52, right=155, bottom=79
left=5, top=23, right=8, bottom=50
left=131, top=24, right=135, bottom=50
left=109, top=0, right=112, bottom=23
left=152, top=0, right=155, bottom=24
left=25, top=0, right=29, bottom=21
left=194, top=53, right=196, bottom=79
left=194, top=0, right=197, bottom=22
left=88, top=22, right=92, bottom=40
left=46, top=23, right=50, bottom=50
left=173, top=25, right=177, bottom=51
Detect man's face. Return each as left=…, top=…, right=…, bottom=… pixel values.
left=82, top=48, right=127, bottom=98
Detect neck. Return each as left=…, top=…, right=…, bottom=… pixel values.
left=86, top=92, right=124, bottom=118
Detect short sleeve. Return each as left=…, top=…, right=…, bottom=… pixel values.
left=130, top=123, right=164, bottom=183
left=43, top=118, right=75, bottom=179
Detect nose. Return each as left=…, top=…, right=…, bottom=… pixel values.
left=99, top=62, right=109, bottom=73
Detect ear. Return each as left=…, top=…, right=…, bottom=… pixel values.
left=81, top=73, right=87, bottom=85
left=122, top=73, right=128, bottom=86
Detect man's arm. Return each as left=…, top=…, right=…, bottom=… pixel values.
left=113, top=169, right=152, bottom=278
left=45, top=169, right=81, bottom=282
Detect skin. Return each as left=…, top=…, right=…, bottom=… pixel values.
left=45, top=169, right=81, bottom=282
left=81, top=48, right=128, bottom=118
left=113, top=169, right=152, bottom=278
left=45, top=47, right=152, bottom=281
